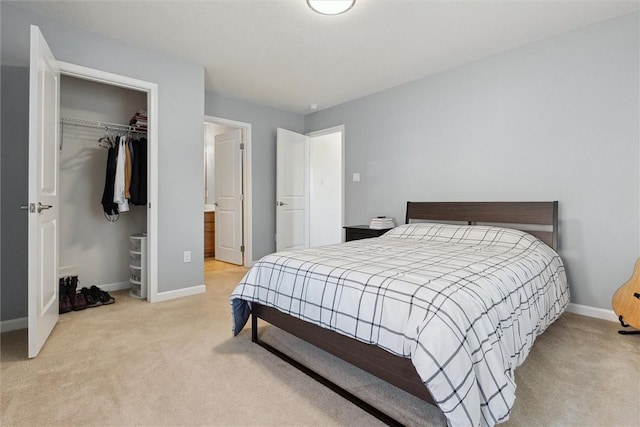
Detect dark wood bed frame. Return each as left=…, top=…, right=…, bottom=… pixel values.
left=251, top=201, right=559, bottom=426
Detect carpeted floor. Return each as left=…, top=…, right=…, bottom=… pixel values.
left=1, top=260, right=639, bottom=426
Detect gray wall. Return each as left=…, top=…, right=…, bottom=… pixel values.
left=205, top=93, right=304, bottom=261
left=1, top=65, right=29, bottom=321
left=305, top=13, right=640, bottom=311
left=1, top=3, right=205, bottom=320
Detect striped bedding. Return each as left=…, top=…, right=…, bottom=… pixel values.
left=230, top=223, right=569, bottom=426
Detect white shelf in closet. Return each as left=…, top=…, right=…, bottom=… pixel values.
left=129, top=233, right=147, bottom=299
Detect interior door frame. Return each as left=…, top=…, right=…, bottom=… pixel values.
left=57, top=61, right=160, bottom=302
left=204, top=115, right=253, bottom=267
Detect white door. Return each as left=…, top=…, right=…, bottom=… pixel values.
left=214, top=129, right=243, bottom=265
left=276, top=128, right=309, bottom=252
left=27, top=26, right=60, bottom=358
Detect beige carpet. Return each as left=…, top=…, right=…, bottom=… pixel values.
left=2, top=260, right=639, bottom=427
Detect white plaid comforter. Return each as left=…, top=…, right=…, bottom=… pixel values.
left=230, top=223, right=569, bottom=427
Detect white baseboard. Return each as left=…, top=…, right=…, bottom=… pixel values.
left=566, top=303, right=618, bottom=323
left=97, top=281, right=131, bottom=292
left=151, top=284, right=206, bottom=303
left=0, top=317, right=27, bottom=333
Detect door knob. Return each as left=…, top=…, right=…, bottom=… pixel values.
left=276, top=201, right=287, bottom=206
left=19, top=203, right=51, bottom=213
left=213, top=202, right=219, bottom=206
left=37, top=202, right=52, bottom=213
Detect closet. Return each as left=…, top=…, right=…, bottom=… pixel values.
left=59, top=76, right=149, bottom=300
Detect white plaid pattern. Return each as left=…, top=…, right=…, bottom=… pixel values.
left=231, top=223, right=569, bottom=427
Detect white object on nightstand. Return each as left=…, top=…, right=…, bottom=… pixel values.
left=369, top=217, right=395, bottom=229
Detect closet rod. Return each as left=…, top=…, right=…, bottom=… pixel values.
left=60, top=116, right=147, bottom=134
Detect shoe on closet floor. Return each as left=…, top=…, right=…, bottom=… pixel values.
left=91, top=285, right=115, bottom=305
left=59, top=277, right=72, bottom=314
left=59, top=294, right=72, bottom=314
left=80, top=287, right=101, bottom=308
left=67, top=276, right=87, bottom=311
left=71, top=291, right=87, bottom=311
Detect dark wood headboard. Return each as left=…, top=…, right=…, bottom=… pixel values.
left=405, top=201, right=559, bottom=250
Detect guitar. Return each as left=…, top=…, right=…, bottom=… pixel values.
left=612, top=258, right=640, bottom=334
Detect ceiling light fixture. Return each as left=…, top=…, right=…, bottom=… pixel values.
left=307, top=0, right=355, bottom=15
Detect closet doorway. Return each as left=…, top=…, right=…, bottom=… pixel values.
left=308, top=127, right=344, bottom=247
left=275, top=126, right=344, bottom=251
left=203, top=116, right=252, bottom=267
left=27, top=27, right=158, bottom=358
left=58, top=62, right=158, bottom=302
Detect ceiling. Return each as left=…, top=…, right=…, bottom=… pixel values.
left=8, top=0, right=639, bottom=114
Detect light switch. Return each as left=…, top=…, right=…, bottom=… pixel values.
left=352, top=173, right=360, bottom=182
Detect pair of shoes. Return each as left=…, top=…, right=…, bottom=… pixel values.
left=59, top=278, right=72, bottom=314
left=59, top=275, right=90, bottom=313
left=79, top=285, right=115, bottom=308
left=94, top=286, right=115, bottom=305
left=80, top=286, right=101, bottom=308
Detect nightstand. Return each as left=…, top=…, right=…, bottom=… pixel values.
left=343, top=225, right=391, bottom=242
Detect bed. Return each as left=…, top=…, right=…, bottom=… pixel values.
left=230, top=202, right=569, bottom=427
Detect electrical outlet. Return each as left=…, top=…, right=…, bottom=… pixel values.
left=183, top=251, right=191, bottom=263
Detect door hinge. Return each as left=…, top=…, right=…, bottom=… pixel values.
left=240, top=143, right=245, bottom=150
left=240, top=245, right=245, bottom=253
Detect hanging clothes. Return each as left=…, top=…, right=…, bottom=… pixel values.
left=124, top=137, right=133, bottom=199
left=138, top=138, right=148, bottom=205
left=99, top=124, right=147, bottom=220
left=101, top=136, right=120, bottom=219
left=113, top=136, right=130, bottom=213
left=129, top=137, right=147, bottom=206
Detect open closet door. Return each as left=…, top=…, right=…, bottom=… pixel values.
left=27, top=26, right=60, bottom=358
left=214, top=129, right=243, bottom=265
left=276, top=128, right=309, bottom=251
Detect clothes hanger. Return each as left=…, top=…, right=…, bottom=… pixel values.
left=104, top=211, right=119, bottom=222
left=98, top=126, right=112, bottom=148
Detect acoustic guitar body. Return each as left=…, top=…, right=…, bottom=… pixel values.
left=612, top=258, right=640, bottom=330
